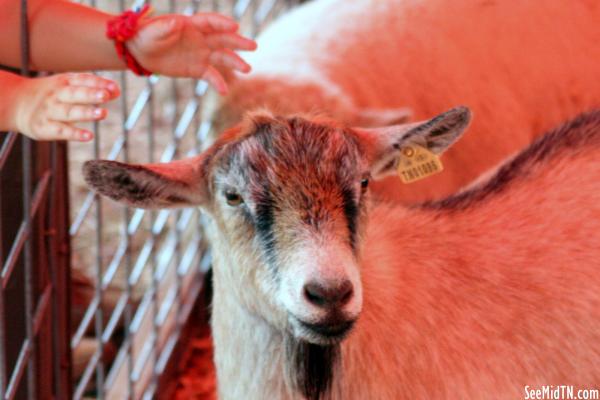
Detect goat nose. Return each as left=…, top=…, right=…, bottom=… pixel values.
left=303, top=280, right=354, bottom=309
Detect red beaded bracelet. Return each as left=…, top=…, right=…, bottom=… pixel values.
left=106, top=5, right=153, bottom=76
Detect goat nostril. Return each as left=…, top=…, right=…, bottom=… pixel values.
left=303, top=280, right=354, bottom=308
left=338, top=280, right=354, bottom=306
left=304, top=283, right=328, bottom=307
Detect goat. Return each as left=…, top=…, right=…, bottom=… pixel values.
left=84, top=108, right=600, bottom=399
left=210, top=0, right=600, bottom=203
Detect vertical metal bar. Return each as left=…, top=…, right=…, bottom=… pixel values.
left=193, top=1, right=203, bottom=279
left=49, top=141, right=72, bottom=399
left=0, top=145, right=6, bottom=400
left=118, top=3, right=134, bottom=398
left=169, top=0, right=179, bottom=129
left=251, top=0, right=259, bottom=36
left=122, top=83, right=135, bottom=400
left=20, top=0, right=38, bottom=398
left=46, top=142, right=63, bottom=399
left=21, top=89, right=36, bottom=400
left=0, top=133, right=12, bottom=400
left=146, top=35, right=160, bottom=394
left=122, top=85, right=134, bottom=400
left=168, top=0, right=184, bottom=346
left=90, top=6, right=105, bottom=399
left=93, top=109, right=105, bottom=400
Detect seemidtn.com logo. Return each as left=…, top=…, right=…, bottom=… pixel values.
left=524, top=385, right=599, bottom=400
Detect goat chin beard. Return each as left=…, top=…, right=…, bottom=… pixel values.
left=284, top=334, right=341, bottom=400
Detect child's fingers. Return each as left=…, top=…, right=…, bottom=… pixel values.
left=43, top=121, right=93, bottom=142
left=140, top=16, right=182, bottom=42
left=56, top=86, right=111, bottom=104
left=49, top=103, right=106, bottom=123
left=201, top=66, right=228, bottom=95
left=191, top=13, right=239, bottom=33
left=205, top=33, right=257, bottom=51
left=209, top=49, right=252, bottom=73
left=65, top=74, right=120, bottom=99
left=66, top=73, right=118, bottom=91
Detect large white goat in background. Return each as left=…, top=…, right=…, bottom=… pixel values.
left=210, top=0, right=600, bottom=203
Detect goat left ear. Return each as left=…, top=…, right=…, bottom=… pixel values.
left=83, top=156, right=209, bottom=209
left=355, top=106, right=472, bottom=179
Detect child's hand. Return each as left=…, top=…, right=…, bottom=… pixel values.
left=13, top=73, right=119, bottom=142
left=128, top=13, right=257, bottom=94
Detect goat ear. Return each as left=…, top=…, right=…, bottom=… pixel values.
left=83, top=156, right=209, bottom=209
left=356, top=106, right=472, bottom=179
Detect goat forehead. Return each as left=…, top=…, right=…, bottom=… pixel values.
left=254, top=124, right=358, bottom=203
left=222, top=118, right=363, bottom=194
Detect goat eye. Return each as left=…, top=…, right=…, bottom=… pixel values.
left=225, top=191, right=244, bottom=206
left=360, top=178, right=369, bottom=190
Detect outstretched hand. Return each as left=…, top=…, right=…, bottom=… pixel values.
left=13, top=73, right=119, bottom=142
left=127, top=12, right=257, bottom=94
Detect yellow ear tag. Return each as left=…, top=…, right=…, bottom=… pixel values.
left=397, top=144, right=444, bottom=184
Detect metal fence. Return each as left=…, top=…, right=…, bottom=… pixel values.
left=68, top=0, right=296, bottom=399
left=0, top=1, right=72, bottom=398
left=0, top=0, right=297, bottom=399
left=0, top=131, right=72, bottom=400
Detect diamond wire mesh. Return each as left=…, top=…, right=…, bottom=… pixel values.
left=67, top=0, right=297, bottom=398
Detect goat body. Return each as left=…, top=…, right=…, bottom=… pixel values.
left=214, top=0, right=600, bottom=203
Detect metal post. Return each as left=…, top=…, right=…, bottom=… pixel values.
left=145, top=25, right=160, bottom=394
left=89, top=7, right=105, bottom=400
left=117, top=4, right=134, bottom=398
left=0, top=133, right=11, bottom=400
left=47, top=142, right=63, bottom=400
left=93, top=114, right=105, bottom=400
left=19, top=1, right=39, bottom=398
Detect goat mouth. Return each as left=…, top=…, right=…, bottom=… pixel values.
left=295, top=318, right=355, bottom=344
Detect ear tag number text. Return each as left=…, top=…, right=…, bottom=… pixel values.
left=397, top=144, right=444, bottom=183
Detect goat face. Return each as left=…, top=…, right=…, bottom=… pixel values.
left=207, top=115, right=368, bottom=345
left=83, top=108, right=471, bottom=346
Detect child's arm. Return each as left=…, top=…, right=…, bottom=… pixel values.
left=0, top=0, right=256, bottom=93
left=0, top=0, right=126, bottom=71
left=0, top=70, right=119, bottom=141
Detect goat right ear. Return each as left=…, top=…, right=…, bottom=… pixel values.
left=355, top=106, right=472, bottom=179
left=83, top=155, right=209, bottom=209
